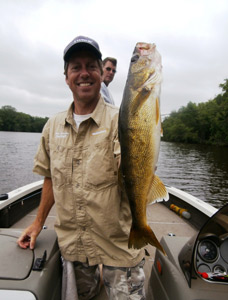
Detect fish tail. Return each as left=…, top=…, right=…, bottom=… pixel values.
left=128, top=224, right=166, bottom=255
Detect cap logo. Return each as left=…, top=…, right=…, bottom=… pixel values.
left=74, top=38, right=93, bottom=44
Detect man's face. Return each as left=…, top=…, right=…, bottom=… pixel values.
left=65, top=50, right=102, bottom=104
left=102, top=61, right=116, bottom=86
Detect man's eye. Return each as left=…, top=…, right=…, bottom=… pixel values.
left=73, top=65, right=80, bottom=71
left=89, top=64, right=97, bottom=70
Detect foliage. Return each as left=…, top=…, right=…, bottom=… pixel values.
left=0, top=106, right=48, bottom=133
left=162, top=79, right=228, bottom=146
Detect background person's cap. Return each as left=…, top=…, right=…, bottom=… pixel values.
left=64, top=36, right=102, bottom=62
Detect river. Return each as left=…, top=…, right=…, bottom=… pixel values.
left=0, top=131, right=228, bottom=208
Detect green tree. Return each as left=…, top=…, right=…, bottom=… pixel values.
left=0, top=106, right=48, bottom=132
left=162, top=79, right=228, bottom=146
left=0, top=106, right=18, bottom=131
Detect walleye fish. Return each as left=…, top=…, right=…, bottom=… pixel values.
left=118, top=42, right=169, bottom=254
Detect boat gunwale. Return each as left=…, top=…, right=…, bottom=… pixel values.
left=1, top=181, right=217, bottom=219
left=0, top=180, right=44, bottom=210
left=165, top=186, right=217, bottom=217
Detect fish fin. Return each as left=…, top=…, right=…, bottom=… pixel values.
left=147, top=175, right=169, bottom=204
left=128, top=224, right=166, bottom=255
left=130, top=88, right=151, bottom=114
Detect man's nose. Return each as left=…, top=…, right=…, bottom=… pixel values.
left=80, top=67, right=90, bottom=77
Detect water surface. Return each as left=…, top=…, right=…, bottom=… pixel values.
left=1, top=132, right=228, bottom=208
left=157, top=142, right=228, bottom=208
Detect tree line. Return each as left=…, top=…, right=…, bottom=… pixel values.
left=1, top=79, right=228, bottom=144
left=0, top=106, right=48, bottom=132
left=162, top=79, right=228, bottom=146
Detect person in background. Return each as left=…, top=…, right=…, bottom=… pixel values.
left=100, top=57, right=117, bottom=105
left=17, top=35, right=145, bottom=300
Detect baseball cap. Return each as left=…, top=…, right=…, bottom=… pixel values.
left=63, top=35, right=102, bottom=62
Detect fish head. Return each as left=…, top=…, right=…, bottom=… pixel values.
left=121, top=42, right=162, bottom=115
left=128, top=42, right=162, bottom=91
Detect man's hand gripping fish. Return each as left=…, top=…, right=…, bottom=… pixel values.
left=118, top=43, right=169, bottom=254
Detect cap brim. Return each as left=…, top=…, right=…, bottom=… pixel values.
left=64, top=43, right=102, bottom=62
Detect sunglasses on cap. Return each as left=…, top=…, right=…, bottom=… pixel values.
left=105, top=67, right=117, bottom=73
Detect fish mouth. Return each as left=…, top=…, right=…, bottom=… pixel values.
left=131, top=43, right=154, bottom=71
left=130, top=43, right=156, bottom=67
left=136, top=43, right=156, bottom=56
left=137, top=43, right=151, bottom=51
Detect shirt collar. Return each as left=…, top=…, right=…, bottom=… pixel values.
left=65, top=102, right=75, bottom=126
left=65, top=97, right=105, bottom=127
left=90, top=96, right=105, bottom=127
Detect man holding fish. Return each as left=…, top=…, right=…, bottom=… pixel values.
left=17, top=35, right=167, bottom=299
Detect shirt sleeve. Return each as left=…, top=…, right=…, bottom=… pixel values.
left=33, top=119, right=51, bottom=178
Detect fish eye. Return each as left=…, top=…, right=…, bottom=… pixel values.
left=131, top=54, right=139, bottom=63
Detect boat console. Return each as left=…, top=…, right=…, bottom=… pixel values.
left=0, top=229, right=61, bottom=300
left=195, top=233, right=228, bottom=281
left=148, top=204, right=228, bottom=300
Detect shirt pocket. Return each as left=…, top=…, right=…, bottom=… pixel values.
left=84, top=140, right=118, bottom=190
left=49, top=142, right=73, bottom=188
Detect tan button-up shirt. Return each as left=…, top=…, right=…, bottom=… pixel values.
left=33, top=97, right=144, bottom=267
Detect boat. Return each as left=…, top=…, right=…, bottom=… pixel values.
left=0, top=180, right=228, bottom=299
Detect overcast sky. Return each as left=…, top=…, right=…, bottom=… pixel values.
left=0, top=0, right=227, bottom=118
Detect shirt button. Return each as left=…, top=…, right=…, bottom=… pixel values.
left=76, top=183, right=80, bottom=188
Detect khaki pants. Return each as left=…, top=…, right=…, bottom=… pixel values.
left=62, top=258, right=145, bottom=300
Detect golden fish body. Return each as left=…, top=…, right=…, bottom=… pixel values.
left=118, top=43, right=168, bottom=254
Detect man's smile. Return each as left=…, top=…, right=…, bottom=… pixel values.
left=78, top=82, right=93, bottom=87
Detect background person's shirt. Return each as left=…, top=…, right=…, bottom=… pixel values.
left=100, top=82, right=115, bottom=105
